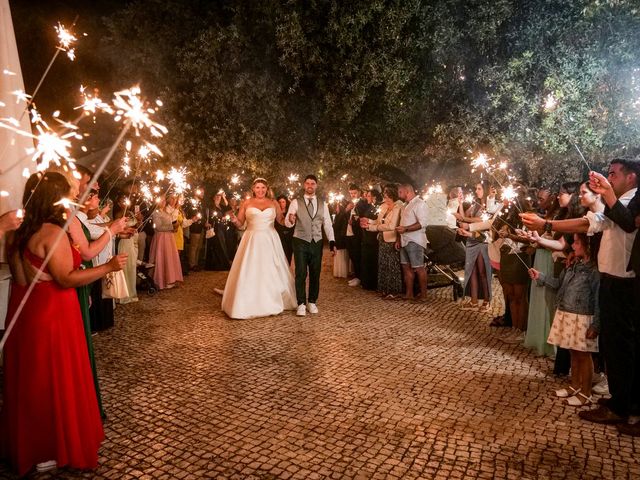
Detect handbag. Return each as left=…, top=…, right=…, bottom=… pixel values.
left=102, top=268, right=130, bottom=299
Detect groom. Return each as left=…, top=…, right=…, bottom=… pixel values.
left=285, top=174, right=336, bottom=316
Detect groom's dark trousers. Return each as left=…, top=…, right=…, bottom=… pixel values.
left=293, top=237, right=323, bottom=305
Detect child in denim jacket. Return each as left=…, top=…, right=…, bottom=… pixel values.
left=529, top=233, right=599, bottom=406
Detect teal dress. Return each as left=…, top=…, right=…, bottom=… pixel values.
left=524, top=248, right=556, bottom=357
left=75, top=222, right=105, bottom=418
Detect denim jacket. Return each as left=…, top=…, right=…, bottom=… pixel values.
left=537, top=259, right=600, bottom=332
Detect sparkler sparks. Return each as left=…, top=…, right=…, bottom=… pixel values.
left=287, top=173, right=299, bottom=183
left=501, top=185, right=517, bottom=201
left=54, top=197, right=83, bottom=209
left=168, top=167, right=189, bottom=194
left=55, top=22, right=78, bottom=61
left=11, top=90, right=31, bottom=104
left=112, top=87, right=168, bottom=137
left=471, top=153, right=490, bottom=171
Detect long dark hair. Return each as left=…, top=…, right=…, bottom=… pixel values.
left=557, top=182, right=585, bottom=220
left=12, top=172, right=71, bottom=257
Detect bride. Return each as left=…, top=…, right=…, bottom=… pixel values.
left=221, top=178, right=297, bottom=319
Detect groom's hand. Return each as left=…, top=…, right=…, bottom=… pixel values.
left=288, top=213, right=297, bottom=224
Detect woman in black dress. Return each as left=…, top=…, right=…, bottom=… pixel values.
left=205, top=191, right=232, bottom=270
left=274, top=195, right=294, bottom=265
left=358, top=189, right=382, bottom=291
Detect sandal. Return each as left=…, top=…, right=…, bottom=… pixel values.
left=566, top=392, right=593, bottom=406
left=556, top=386, right=580, bottom=398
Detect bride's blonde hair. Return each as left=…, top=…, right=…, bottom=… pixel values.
left=251, top=178, right=273, bottom=199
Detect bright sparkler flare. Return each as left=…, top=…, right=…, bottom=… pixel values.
left=543, top=93, right=558, bottom=111
left=155, top=170, right=165, bottom=182
left=230, top=174, right=240, bottom=185
left=11, top=90, right=31, bottom=104
left=76, top=86, right=113, bottom=115
left=16, top=209, right=24, bottom=219
left=471, top=153, right=490, bottom=170
left=112, top=87, right=168, bottom=137
left=287, top=173, right=299, bottom=183
left=55, top=22, right=78, bottom=61
left=426, top=184, right=443, bottom=195
left=54, top=197, right=83, bottom=209
left=0, top=191, right=9, bottom=197
left=480, top=212, right=491, bottom=222
left=498, top=161, right=508, bottom=170
left=464, top=194, right=475, bottom=204
left=502, top=185, right=517, bottom=201
left=168, top=167, right=189, bottom=194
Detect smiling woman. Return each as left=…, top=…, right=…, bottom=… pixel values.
left=220, top=177, right=297, bottom=319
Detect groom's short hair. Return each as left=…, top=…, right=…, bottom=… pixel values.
left=305, top=174, right=318, bottom=183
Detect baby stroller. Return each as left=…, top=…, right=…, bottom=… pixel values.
left=424, top=226, right=465, bottom=301
left=136, top=261, right=157, bottom=295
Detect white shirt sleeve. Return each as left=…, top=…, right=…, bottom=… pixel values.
left=584, top=211, right=613, bottom=235
left=416, top=200, right=429, bottom=229
left=284, top=199, right=299, bottom=228
left=322, top=202, right=335, bottom=242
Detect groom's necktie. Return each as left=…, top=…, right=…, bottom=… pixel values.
left=307, top=198, right=315, bottom=217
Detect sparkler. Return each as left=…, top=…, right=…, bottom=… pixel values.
left=167, top=167, right=189, bottom=194
left=55, top=22, right=79, bottom=61
left=112, top=86, right=168, bottom=137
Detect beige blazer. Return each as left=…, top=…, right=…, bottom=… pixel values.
left=368, top=200, right=403, bottom=243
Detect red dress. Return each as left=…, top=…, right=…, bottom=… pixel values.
left=0, top=242, right=104, bottom=476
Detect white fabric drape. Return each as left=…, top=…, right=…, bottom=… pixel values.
left=0, top=0, right=33, bottom=327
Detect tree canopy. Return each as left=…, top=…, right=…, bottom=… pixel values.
left=13, top=0, right=640, bottom=188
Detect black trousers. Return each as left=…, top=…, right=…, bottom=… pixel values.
left=600, top=275, right=640, bottom=416
left=346, top=235, right=362, bottom=279
left=293, top=238, right=323, bottom=305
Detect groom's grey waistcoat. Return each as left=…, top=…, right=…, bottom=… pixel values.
left=294, top=198, right=325, bottom=243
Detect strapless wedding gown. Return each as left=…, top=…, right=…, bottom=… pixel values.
left=221, top=207, right=297, bottom=319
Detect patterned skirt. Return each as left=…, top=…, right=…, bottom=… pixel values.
left=377, top=240, right=403, bottom=295
left=547, top=309, right=598, bottom=352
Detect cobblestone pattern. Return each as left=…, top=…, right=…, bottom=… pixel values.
left=2, top=253, right=640, bottom=479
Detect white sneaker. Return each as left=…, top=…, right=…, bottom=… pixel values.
left=296, top=304, right=306, bottom=316
left=307, top=303, right=318, bottom=314
left=36, top=460, right=57, bottom=473
left=348, top=278, right=361, bottom=287
left=592, top=378, right=609, bottom=395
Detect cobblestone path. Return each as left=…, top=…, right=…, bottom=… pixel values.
left=2, top=255, right=640, bottom=479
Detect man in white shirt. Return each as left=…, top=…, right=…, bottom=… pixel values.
left=522, top=158, right=639, bottom=426
left=395, top=183, right=429, bottom=301
left=285, top=175, right=336, bottom=316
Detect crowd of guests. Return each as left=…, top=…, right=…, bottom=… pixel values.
left=0, top=156, right=639, bottom=475
left=318, top=159, right=640, bottom=440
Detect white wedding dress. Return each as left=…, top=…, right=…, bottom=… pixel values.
left=221, top=206, right=297, bottom=319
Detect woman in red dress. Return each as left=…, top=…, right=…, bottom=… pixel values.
left=1, top=172, right=126, bottom=476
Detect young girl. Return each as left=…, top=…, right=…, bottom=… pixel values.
left=529, top=233, right=600, bottom=406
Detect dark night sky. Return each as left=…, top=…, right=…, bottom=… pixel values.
left=9, top=0, right=131, bottom=154
left=9, top=0, right=127, bottom=115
